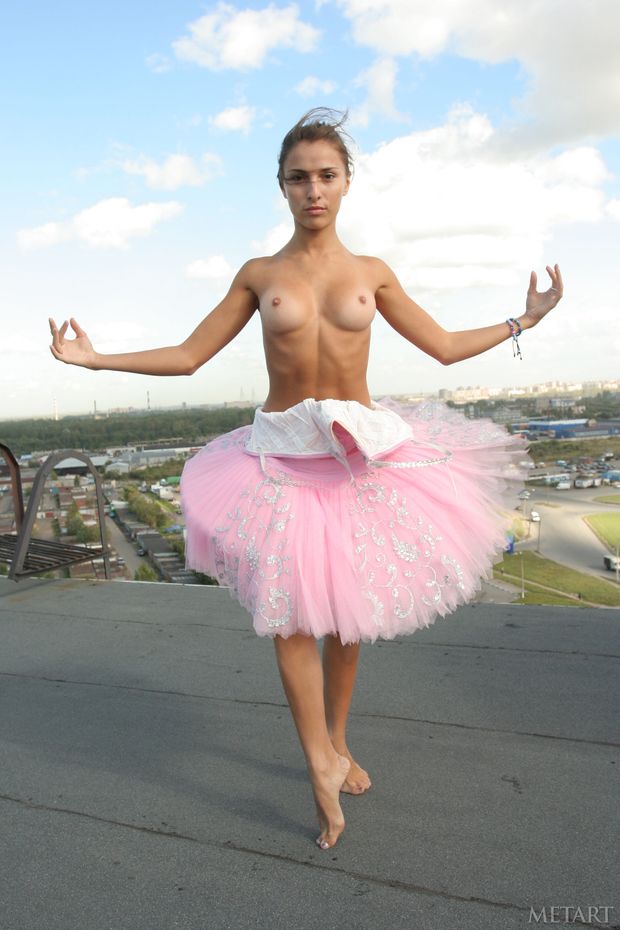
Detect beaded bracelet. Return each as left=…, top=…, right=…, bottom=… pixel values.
left=506, top=317, right=523, bottom=359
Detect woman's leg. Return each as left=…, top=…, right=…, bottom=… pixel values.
left=322, top=635, right=372, bottom=794
left=273, top=632, right=350, bottom=849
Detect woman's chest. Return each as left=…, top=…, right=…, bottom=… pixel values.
left=258, top=282, right=376, bottom=335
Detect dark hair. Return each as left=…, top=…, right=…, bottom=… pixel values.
left=277, top=108, right=354, bottom=188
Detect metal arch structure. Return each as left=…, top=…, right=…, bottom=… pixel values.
left=0, top=445, right=111, bottom=581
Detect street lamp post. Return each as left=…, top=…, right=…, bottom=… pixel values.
left=519, top=489, right=531, bottom=539
left=537, top=516, right=542, bottom=553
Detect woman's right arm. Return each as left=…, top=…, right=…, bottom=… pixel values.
left=49, top=261, right=259, bottom=376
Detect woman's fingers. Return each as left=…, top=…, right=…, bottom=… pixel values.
left=49, top=317, right=69, bottom=354
left=546, top=263, right=563, bottom=296
left=69, top=317, right=85, bottom=337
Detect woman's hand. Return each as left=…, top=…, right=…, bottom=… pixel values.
left=49, top=317, right=97, bottom=368
left=523, top=264, right=563, bottom=327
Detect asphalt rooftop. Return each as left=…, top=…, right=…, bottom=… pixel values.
left=0, top=577, right=618, bottom=930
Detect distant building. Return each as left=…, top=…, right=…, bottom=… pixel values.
left=53, top=455, right=110, bottom=476
left=526, top=418, right=620, bottom=439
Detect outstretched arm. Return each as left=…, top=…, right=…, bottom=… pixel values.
left=374, top=261, right=563, bottom=365
left=49, top=262, right=259, bottom=375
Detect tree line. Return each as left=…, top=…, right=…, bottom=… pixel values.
left=0, top=407, right=256, bottom=457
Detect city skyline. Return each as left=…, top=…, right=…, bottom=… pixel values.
left=4, top=376, right=619, bottom=424
left=3, top=1, right=619, bottom=419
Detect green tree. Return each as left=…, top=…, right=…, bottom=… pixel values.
left=75, top=522, right=100, bottom=544
left=169, top=536, right=185, bottom=558
left=65, top=502, right=83, bottom=538
left=124, top=486, right=170, bottom=530
left=134, top=564, right=158, bottom=582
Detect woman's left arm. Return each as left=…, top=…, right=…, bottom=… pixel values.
left=374, top=260, right=563, bottom=365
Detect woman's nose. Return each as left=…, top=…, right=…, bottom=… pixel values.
left=306, top=180, right=321, bottom=199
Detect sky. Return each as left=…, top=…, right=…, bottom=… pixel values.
left=2, top=0, right=619, bottom=419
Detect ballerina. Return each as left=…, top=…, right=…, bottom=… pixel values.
left=49, top=108, right=563, bottom=851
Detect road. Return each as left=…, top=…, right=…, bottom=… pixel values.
left=518, top=486, right=619, bottom=582
left=104, top=516, right=143, bottom=578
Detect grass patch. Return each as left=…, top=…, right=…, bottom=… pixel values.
left=519, top=590, right=584, bottom=607
left=510, top=517, right=528, bottom=542
left=593, top=494, right=620, bottom=505
left=493, top=550, right=620, bottom=607
left=583, top=512, right=620, bottom=551
left=528, top=437, right=620, bottom=463
left=145, top=491, right=177, bottom=514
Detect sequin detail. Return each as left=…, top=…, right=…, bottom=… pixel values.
left=350, top=478, right=466, bottom=627
left=181, top=396, right=530, bottom=642
left=207, top=458, right=467, bottom=633
left=208, top=473, right=295, bottom=628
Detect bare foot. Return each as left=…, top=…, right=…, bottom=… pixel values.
left=310, top=754, right=350, bottom=849
left=330, top=741, right=372, bottom=794
left=341, top=752, right=372, bottom=795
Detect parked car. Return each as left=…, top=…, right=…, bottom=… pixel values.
left=603, top=555, right=620, bottom=571
left=555, top=480, right=572, bottom=490
left=574, top=476, right=594, bottom=488
left=530, top=511, right=541, bottom=522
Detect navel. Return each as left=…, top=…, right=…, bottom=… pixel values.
left=358, top=295, right=367, bottom=304
left=272, top=296, right=281, bottom=307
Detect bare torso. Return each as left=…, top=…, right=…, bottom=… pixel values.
left=247, top=249, right=379, bottom=412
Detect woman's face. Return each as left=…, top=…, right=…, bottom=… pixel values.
left=281, top=139, right=350, bottom=228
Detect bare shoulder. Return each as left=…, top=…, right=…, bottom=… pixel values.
left=234, top=255, right=279, bottom=290
left=354, top=254, right=398, bottom=291
left=233, top=256, right=266, bottom=285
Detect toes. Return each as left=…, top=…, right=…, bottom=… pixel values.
left=317, top=831, right=341, bottom=850
left=341, top=780, right=370, bottom=795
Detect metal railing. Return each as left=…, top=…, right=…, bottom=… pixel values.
left=0, top=444, right=111, bottom=581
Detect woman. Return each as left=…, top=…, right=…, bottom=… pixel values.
left=49, top=109, right=563, bottom=851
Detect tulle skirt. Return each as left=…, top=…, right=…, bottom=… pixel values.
left=180, top=397, right=529, bottom=644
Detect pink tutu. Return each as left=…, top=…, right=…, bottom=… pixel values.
left=180, top=397, right=529, bottom=644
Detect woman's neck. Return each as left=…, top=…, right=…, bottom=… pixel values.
left=286, top=223, right=344, bottom=256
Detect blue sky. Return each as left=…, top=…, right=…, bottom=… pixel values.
left=3, top=0, right=619, bottom=418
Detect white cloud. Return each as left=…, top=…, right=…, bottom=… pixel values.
left=173, top=3, right=319, bottom=71
left=351, top=57, right=404, bottom=127
left=17, top=221, right=72, bottom=250
left=256, top=107, right=611, bottom=290
left=251, top=221, right=293, bottom=255
left=333, top=0, right=620, bottom=145
left=17, top=198, right=183, bottom=251
left=295, top=75, right=337, bottom=97
left=145, top=52, right=172, bottom=74
left=606, top=200, right=620, bottom=222
left=122, top=153, right=221, bottom=189
left=186, top=255, right=234, bottom=279
left=209, top=105, right=256, bottom=134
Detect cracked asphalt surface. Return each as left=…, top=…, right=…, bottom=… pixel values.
left=0, top=577, right=618, bottom=930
